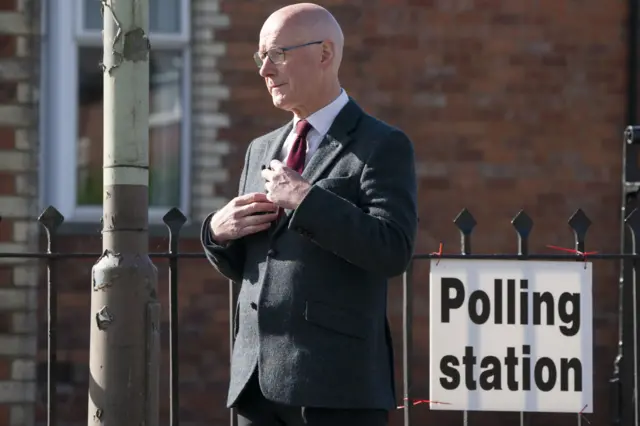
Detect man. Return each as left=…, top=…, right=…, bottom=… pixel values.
left=201, top=3, right=418, bottom=425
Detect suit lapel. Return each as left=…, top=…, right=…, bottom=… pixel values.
left=302, top=99, right=362, bottom=185
left=261, top=121, right=293, bottom=170
left=270, top=98, right=364, bottom=237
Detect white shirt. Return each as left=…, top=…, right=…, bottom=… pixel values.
left=279, top=89, right=350, bottom=166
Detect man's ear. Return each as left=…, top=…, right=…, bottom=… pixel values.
left=320, top=41, right=334, bottom=66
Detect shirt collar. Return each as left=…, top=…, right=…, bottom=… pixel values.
left=293, top=89, right=349, bottom=135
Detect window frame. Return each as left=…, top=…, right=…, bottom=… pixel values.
left=41, top=0, right=192, bottom=224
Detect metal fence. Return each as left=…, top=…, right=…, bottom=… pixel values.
left=0, top=202, right=638, bottom=426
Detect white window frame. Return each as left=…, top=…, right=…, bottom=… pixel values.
left=41, top=0, right=192, bottom=224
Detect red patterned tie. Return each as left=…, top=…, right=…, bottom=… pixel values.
left=287, top=119, right=312, bottom=173
left=277, top=119, right=312, bottom=220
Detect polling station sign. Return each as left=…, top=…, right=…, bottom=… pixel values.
left=429, top=259, right=592, bottom=413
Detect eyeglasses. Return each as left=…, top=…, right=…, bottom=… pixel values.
left=253, top=41, right=323, bottom=68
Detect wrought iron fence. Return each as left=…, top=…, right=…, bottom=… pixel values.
left=0, top=203, right=639, bottom=426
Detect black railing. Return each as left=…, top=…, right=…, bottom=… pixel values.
left=1, top=205, right=639, bottom=426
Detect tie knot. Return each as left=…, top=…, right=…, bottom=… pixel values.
left=295, top=119, right=312, bottom=137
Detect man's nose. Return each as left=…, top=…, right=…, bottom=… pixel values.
left=259, top=59, right=275, bottom=78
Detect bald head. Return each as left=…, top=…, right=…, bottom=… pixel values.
left=260, top=3, right=344, bottom=72
left=257, top=3, right=345, bottom=118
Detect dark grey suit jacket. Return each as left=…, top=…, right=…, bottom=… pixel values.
left=201, top=99, right=418, bottom=411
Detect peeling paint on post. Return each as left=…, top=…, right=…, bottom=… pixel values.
left=95, top=306, right=114, bottom=330
left=87, top=1, right=159, bottom=426
left=123, top=28, right=151, bottom=62
left=94, top=408, right=104, bottom=422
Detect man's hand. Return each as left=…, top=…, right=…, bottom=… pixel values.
left=261, top=159, right=311, bottom=210
left=209, top=192, right=278, bottom=244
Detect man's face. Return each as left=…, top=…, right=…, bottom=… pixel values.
left=257, top=24, right=322, bottom=115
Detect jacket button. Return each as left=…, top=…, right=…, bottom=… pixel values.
left=250, top=302, right=257, bottom=310
left=267, top=248, right=277, bottom=257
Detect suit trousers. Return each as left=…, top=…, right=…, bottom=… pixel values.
left=235, top=369, right=389, bottom=426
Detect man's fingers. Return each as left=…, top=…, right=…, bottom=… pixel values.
left=238, top=201, right=277, bottom=216
left=244, top=211, right=278, bottom=225
left=238, top=222, right=272, bottom=238
left=264, top=181, right=274, bottom=195
left=235, top=192, right=270, bottom=205
left=265, top=190, right=275, bottom=203
left=270, top=159, right=284, bottom=171
left=236, top=212, right=278, bottom=232
left=261, top=168, right=274, bottom=181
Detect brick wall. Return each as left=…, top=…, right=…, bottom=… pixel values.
left=20, top=1, right=632, bottom=426
left=0, top=0, right=41, bottom=425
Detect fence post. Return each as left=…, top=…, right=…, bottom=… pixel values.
left=512, top=210, right=533, bottom=426
left=617, top=125, right=640, bottom=426
left=453, top=208, right=477, bottom=426
left=402, top=260, right=413, bottom=426
left=86, top=1, right=160, bottom=426
left=164, top=208, right=187, bottom=426
left=568, top=209, right=592, bottom=426
left=624, top=209, right=640, bottom=426
left=38, top=206, right=65, bottom=426
left=229, top=279, right=239, bottom=426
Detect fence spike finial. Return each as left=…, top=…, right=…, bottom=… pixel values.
left=37, top=206, right=65, bottom=234
left=511, top=210, right=533, bottom=256
left=568, top=208, right=591, bottom=245
left=454, top=208, right=476, bottom=256
left=625, top=208, right=640, bottom=232
left=511, top=210, right=533, bottom=238
left=163, top=208, right=187, bottom=236
left=453, top=208, right=476, bottom=235
left=625, top=208, right=640, bottom=254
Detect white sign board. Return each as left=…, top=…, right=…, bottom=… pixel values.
left=429, top=259, right=592, bottom=413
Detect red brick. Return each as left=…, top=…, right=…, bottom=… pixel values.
left=0, top=127, right=15, bottom=149
left=0, top=217, right=11, bottom=242
left=0, top=172, right=14, bottom=195
left=0, top=358, right=10, bottom=380
left=0, top=35, right=15, bottom=57
left=0, top=404, right=9, bottom=426
left=0, top=0, right=15, bottom=10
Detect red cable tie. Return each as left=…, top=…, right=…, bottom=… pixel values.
left=396, top=397, right=451, bottom=409
left=579, top=404, right=591, bottom=424
left=431, top=242, right=444, bottom=266
left=547, top=245, right=598, bottom=269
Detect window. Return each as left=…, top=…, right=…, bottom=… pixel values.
left=42, top=0, right=191, bottom=223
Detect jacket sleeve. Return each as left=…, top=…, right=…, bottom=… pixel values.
left=200, top=213, right=246, bottom=282
left=200, top=141, right=253, bottom=282
left=288, top=129, right=418, bottom=278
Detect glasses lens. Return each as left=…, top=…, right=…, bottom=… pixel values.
left=253, top=52, right=263, bottom=68
left=269, top=50, right=284, bottom=64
